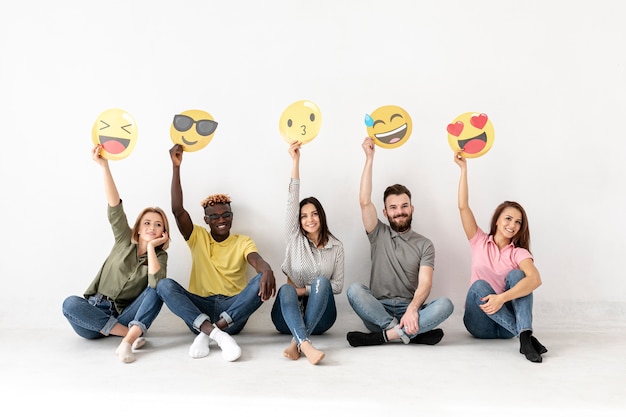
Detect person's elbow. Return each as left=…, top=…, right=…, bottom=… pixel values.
left=527, top=271, right=542, bottom=290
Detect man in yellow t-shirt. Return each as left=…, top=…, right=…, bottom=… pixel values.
left=157, top=144, right=277, bottom=362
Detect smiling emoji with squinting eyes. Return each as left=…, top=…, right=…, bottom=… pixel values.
left=447, top=112, right=495, bottom=158
left=365, top=105, right=412, bottom=149
left=91, top=108, right=138, bottom=160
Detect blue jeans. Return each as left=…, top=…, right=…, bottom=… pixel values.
left=62, top=286, right=163, bottom=339
left=463, top=269, right=533, bottom=339
left=156, top=274, right=264, bottom=335
left=346, top=282, right=454, bottom=342
left=271, top=276, right=337, bottom=346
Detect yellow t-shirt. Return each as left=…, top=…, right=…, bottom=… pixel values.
left=187, top=225, right=258, bottom=297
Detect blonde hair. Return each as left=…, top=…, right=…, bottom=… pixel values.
left=131, top=207, right=171, bottom=250
left=201, top=193, right=231, bottom=208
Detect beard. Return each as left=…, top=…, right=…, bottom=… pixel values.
left=388, top=213, right=412, bottom=233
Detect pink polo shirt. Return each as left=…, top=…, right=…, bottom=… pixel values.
left=469, top=228, right=532, bottom=294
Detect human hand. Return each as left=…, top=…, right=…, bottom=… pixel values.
left=91, top=145, right=108, bottom=167
left=362, top=137, right=375, bottom=156
left=479, top=293, right=504, bottom=315
left=401, top=308, right=420, bottom=335
left=148, top=231, right=169, bottom=249
left=169, top=144, right=183, bottom=167
left=288, top=141, right=301, bottom=160
left=258, top=269, right=277, bottom=301
left=453, top=149, right=466, bottom=168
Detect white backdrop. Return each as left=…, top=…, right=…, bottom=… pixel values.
left=1, top=0, right=624, bottom=329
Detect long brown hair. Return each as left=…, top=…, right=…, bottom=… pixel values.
left=489, top=201, right=531, bottom=252
left=299, top=196, right=338, bottom=247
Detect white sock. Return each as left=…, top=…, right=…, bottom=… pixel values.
left=132, top=337, right=146, bottom=350
left=115, top=341, right=135, bottom=363
left=189, top=332, right=211, bottom=358
left=209, top=327, right=241, bottom=362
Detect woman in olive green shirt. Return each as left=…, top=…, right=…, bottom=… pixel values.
left=62, top=145, right=170, bottom=363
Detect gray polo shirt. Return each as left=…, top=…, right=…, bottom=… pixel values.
left=368, top=219, right=435, bottom=300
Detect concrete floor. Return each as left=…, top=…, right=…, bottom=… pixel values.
left=3, top=303, right=625, bottom=416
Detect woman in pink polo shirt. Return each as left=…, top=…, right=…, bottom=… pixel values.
left=453, top=151, right=547, bottom=363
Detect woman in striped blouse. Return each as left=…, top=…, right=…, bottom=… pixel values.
left=271, top=141, right=345, bottom=365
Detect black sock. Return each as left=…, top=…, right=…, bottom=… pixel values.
left=531, top=335, right=548, bottom=354
left=409, top=328, right=444, bottom=345
left=347, top=331, right=386, bottom=347
left=519, top=330, right=542, bottom=363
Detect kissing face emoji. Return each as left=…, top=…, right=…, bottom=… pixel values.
left=279, top=100, right=322, bottom=144
left=91, top=108, right=138, bottom=160
left=365, top=105, right=412, bottom=149
left=447, top=112, right=495, bottom=158
left=170, top=109, right=218, bottom=152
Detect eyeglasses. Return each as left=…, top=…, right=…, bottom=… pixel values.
left=173, top=114, right=218, bottom=136
left=204, top=211, right=233, bottom=221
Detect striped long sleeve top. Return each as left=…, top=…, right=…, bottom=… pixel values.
left=280, top=179, right=344, bottom=295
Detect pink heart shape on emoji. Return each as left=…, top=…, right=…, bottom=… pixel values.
left=447, top=121, right=464, bottom=137
left=470, top=113, right=488, bottom=129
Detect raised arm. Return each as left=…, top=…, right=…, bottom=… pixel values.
left=453, top=150, right=478, bottom=240
left=169, top=144, right=194, bottom=240
left=92, top=145, right=120, bottom=207
left=289, top=141, right=301, bottom=180
left=360, top=137, right=378, bottom=233
left=285, top=140, right=302, bottom=245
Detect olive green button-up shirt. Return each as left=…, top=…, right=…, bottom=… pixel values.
left=84, top=202, right=168, bottom=314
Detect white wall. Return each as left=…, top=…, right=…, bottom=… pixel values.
left=1, top=0, right=624, bottom=329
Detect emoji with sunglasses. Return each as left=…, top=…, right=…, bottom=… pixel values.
left=170, top=109, right=218, bottom=152
left=91, top=108, right=138, bottom=160
left=446, top=112, right=495, bottom=158
left=364, top=105, right=412, bottom=149
left=279, top=100, right=322, bottom=145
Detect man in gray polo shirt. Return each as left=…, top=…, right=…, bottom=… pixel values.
left=346, top=137, right=454, bottom=347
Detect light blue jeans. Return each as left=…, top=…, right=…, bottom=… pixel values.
left=271, top=276, right=336, bottom=346
left=62, top=286, right=163, bottom=339
left=156, top=274, right=264, bottom=335
left=346, top=282, right=454, bottom=343
left=463, top=269, right=533, bottom=339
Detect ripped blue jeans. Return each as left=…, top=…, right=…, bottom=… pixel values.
left=271, top=276, right=336, bottom=347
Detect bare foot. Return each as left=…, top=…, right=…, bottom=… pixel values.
left=283, top=339, right=300, bottom=360
left=300, top=340, right=325, bottom=365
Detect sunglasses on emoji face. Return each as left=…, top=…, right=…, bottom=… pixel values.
left=173, top=114, right=218, bottom=136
